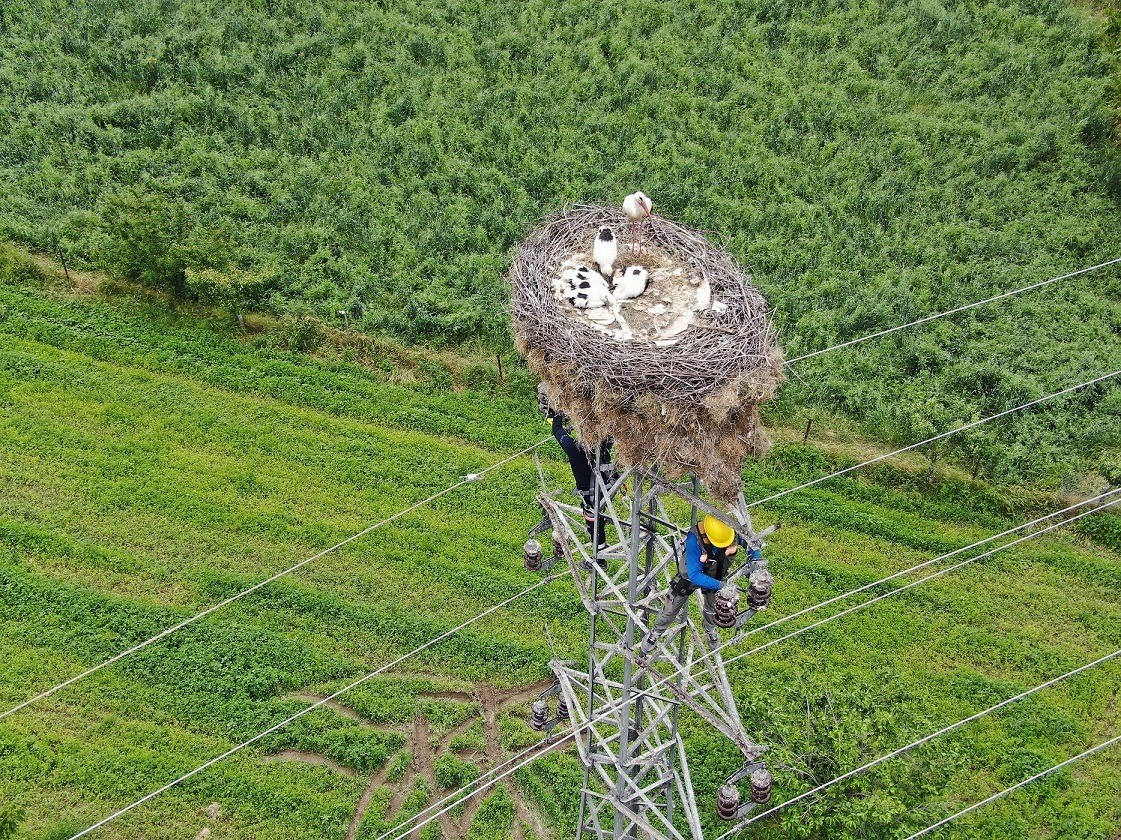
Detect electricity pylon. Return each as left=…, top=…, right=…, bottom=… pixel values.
left=527, top=460, right=776, bottom=839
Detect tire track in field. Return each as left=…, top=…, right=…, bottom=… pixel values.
left=271, top=680, right=566, bottom=838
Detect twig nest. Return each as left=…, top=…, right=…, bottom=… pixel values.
left=510, top=204, right=784, bottom=500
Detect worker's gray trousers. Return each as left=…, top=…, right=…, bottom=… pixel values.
left=648, top=588, right=717, bottom=638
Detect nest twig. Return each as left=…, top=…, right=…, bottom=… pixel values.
left=509, top=204, right=784, bottom=500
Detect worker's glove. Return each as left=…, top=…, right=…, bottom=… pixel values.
left=536, top=383, right=557, bottom=419
left=749, top=547, right=763, bottom=562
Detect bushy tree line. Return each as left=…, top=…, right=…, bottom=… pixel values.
left=0, top=0, right=1119, bottom=483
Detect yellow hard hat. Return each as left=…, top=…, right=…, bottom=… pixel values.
left=702, top=515, right=735, bottom=548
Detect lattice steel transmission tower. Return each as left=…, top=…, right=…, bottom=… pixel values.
left=525, top=460, right=777, bottom=839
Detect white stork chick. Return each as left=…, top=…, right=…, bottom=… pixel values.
left=612, top=265, right=649, bottom=301
left=552, top=262, right=593, bottom=304
left=622, top=191, right=653, bottom=252
left=592, top=227, right=618, bottom=278
left=558, top=265, right=613, bottom=309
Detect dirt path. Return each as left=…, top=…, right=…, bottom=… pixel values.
left=345, top=726, right=417, bottom=840
left=412, top=716, right=461, bottom=839
left=263, top=750, right=359, bottom=777
left=271, top=682, right=566, bottom=839
left=292, top=691, right=369, bottom=723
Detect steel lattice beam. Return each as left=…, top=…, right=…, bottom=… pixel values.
left=533, top=463, right=773, bottom=839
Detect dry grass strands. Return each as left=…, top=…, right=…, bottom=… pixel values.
left=510, top=205, right=784, bottom=501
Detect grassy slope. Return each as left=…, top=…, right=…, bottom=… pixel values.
left=1, top=276, right=1120, bottom=838
left=1, top=0, right=1121, bottom=481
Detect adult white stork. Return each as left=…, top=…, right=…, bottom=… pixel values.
left=622, top=191, right=653, bottom=252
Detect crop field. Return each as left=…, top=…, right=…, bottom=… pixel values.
left=2, top=0, right=1121, bottom=480
left=1, top=266, right=1120, bottom=839
left=3, top=0, right=1121, bottom=836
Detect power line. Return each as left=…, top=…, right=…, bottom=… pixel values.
left=784, top=258, right=1121, bottom=364
left=374, top=365, right=1121, bottom=832
left=904, top=733, right=1121, bottom=839
left=711, top=492, right=1121, bottom=676
left=51, top=271, right=1121, bottom=831
left=745, top=369, right=1120, bottom=511
left=715, top=647, right=1121, bottom=838
left=0, top=436, right=551, bottom=723
left=23, top=269, right=1107, bottom=733
left=729, top=492, right=1114, bottom=648
left=380, top=492, right=1121, bottom=840
left=65, top=576, right=552, bottom=840
left=122, top=366, right=1112, bottom=840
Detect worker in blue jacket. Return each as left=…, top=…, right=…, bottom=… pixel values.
left=640, top=514, right=760, bottom=656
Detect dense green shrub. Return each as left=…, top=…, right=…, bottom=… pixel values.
left=185, top=266, right=277, bottom=324
left=95, top=189, right=192, bottom=297
left=0, top=245, right=43, bottom=286
left=0, top=806, right=23, bottom=840
left=257, top=314, right=327, bottom=353
left=1, top=0, right=1119, bottom=480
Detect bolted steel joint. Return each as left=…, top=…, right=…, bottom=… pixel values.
left=716, top=784, right=741, bottom=820
left=748, top=568, right=774, bottom=610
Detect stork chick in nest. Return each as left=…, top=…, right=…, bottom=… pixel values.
left=553, top=263, right=614, bottom=309
left=612, top=265, right=649, bottom=301
left=592, top=226, right=618, bottom=279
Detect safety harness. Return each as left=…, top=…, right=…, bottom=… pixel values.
left=671, top=525, right=736, bottom=596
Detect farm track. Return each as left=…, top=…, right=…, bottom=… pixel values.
left=1, top=278, right=1120, bottom=837
left=276, top=680, right=562, bottom=838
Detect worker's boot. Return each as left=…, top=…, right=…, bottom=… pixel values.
left=639, top=631, right=660, bottom=657
left=579, top=491, right=608, bottom=551
left=579, top=554, right=608, bottom=573
left=703, top=624, right=721, bottom=651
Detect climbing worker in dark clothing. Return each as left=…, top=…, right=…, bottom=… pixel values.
left=537, top=384, right=615, bottom=556
left=552, top=414, right=613, bottom=519
left=640, top=515, right=761, bottom=656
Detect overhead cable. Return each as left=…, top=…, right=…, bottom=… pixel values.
left=715, top=648, right=1121, bottom=838
left=708, top=492, right=1121, bottom=680
left=0, top=436, right=552, bottom=722
left=377, top=488, right=1119, bottom=840
left=785, top=258, right=1121, bottom=364
left=26, top=271, right=1117, bottom=725
left=746, top=369, right=1120, bottom=511
left=379, top=491, right=1120, bottom=840
left=904, top=733, right=1121, bottom=839
left=65, top=576, right=551, bottom=839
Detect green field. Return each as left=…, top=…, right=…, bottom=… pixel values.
left=3, top=0, right=1121, bottom=836
left=1, top=261, right=1120, bottom=839
left=2, top=0, right=1121, bottom=481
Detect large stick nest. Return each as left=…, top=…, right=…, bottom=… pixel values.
left=510, top=204, right=784, bottom=501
